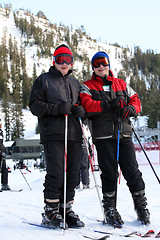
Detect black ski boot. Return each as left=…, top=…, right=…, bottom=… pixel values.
left=103, top=191, right=123, bottom=228
left=115, top=209, right=124, bottom=225
left=114, top=190, right=124, bottom=225
left=132, top=190, right=150, bottom=225
left=1, top=184, right=11, bottom=191
left=60, top=202, right=85, bottom=228
left=42, top=202, right=68, bottom=229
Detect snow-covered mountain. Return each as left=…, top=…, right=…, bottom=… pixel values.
left=0, top=6, right=132, bottom=79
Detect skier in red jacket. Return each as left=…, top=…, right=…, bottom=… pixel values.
left=80, top=51, right=150, bottom=227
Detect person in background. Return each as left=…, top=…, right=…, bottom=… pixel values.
left=76, top=137, right=90, bottom=190
left=29, top=44, right=85, bottom=229
left=0, top=123, right=10, bottom=191
left=80, top=51, right=150, bottom=227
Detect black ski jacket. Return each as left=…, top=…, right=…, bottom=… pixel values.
left=29, top=66, right=82, bottom=143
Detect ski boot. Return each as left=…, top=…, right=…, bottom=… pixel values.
left=115, top=209, right=124, bottom=225
left=83, top=184, right=90, bottom=189
left=132, top=190, right=150, bottom=225
left=60, top=202, right=85, bottom=228
left=42, top=202, right=68, bottom=229
left=103, top=191, right=123, bottom=228
left=1, top=184, right=11, bottom=191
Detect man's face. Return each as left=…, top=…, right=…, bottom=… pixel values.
left=55, top=62, right=71, bottom=76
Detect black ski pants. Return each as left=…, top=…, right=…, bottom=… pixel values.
left=0, top=157, right=8, bottom=185
left=43, top=140, right=81, bottom=203
left=94, top=137, right=145, bottom=195
left=78, top=147, right=90, bottom=185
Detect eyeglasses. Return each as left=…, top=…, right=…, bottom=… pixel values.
left=54, top=54, right=73, bottom=65
left=92, top=57, right=109, bottom=68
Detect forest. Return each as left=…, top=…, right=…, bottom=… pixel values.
left=0, top=4, right=160, bottom=141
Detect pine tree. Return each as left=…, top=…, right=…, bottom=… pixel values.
left=11, top=75, right=24, bottom=140
left=2, top=92, right=12, bottom=141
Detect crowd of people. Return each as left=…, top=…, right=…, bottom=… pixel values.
left=1, top=43, right=149, bottom=230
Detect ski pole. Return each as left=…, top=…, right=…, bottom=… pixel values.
left=130, top=122, right=160, bottom=184
left=79, top=118, right=106, bottom=222
left=117, top=117, right=121, bottom=163
left=117, top=115, right=122, bottom=185
left=18, top=166, right=32, bottom=190
left=63, top=114, right=68, bottom=232
left=11, top=153, right=32, bottom=190
left=118, top=169, right=122, bottom=184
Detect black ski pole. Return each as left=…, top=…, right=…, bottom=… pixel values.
left=117, top=117, right=121, bottom=163
left=11, top=153, right=32, bottom=190
left=130, top=122, right=160, bottom=184
left=18, top=166, right=32, bottom=190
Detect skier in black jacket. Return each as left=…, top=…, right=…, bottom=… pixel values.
left=0, top=126, right=10, bottom=191
left=29, top=44, right=85, bottom=229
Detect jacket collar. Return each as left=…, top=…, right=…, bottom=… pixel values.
left=91, top=70, right=114, bottom=85
left=49, top=66, right=72, bottom=77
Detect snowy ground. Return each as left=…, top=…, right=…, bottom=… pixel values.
left=1, top=150, right=160, bottom=240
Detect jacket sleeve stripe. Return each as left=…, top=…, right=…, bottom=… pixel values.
left=80, top=84, right=102, bottom=113
left=80, top=84, right=92, bottom=96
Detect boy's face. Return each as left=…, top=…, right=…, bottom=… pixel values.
left=94, top=64, right=109, bottom=78
left=55, top=62, right=71, bottom=76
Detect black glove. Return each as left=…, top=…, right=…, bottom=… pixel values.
left=100, top=100, right=110, bottom=112
left=58, top=102, right=72, bottom=115
left=101, top=97, right=126, bottom=112
left=71, top=105, right=86, bottom=119
left=109, top=97, right=126, bottom=110
left=120, top=105, right=136, bottom=118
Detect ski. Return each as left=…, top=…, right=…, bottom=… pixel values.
left=0, top=189, right=23, bottom=192
left=136, top=229, right=154, bottom=237
left=94, top=229, right=157, bottom=238
left=121, top=231, right=138, bottom=237
left=23, top=221, right=57, bottom=229
left=83, top=234, right=110, bottom=240
left=23, top=221, right=110, bottom=239
left=23, top=221, right=159, bottom=238
left=24, top=221, right=89, bottom=231
left=155, top=231, right=160, bottom=238
left=96, top=219, right=123, bottom=229
left=95, top=229, right=138, bottom=237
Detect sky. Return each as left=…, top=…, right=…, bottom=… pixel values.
left=1, top=0, right=160, bottom=53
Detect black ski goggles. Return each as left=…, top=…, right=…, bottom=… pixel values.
left=54, top=54, right=73, bottom=65
left=92, top=57, right=109, bottom=68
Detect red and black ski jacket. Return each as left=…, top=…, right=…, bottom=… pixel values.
left=80, top=70, right=141, bottom=140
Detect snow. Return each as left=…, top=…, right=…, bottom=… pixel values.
left=1, top=154, right=160, bottom=239
left=1, top=110, right=160, bottom=239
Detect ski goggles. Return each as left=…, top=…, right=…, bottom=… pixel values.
left=54, top=54, right=73, bottom=65
left=92, top=57, right=109, bottom=68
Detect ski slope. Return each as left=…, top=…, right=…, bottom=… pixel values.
left=0, top=149, right=160, bottom=240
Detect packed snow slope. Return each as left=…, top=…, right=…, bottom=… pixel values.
left=0, top=151, right=160, bottom=239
